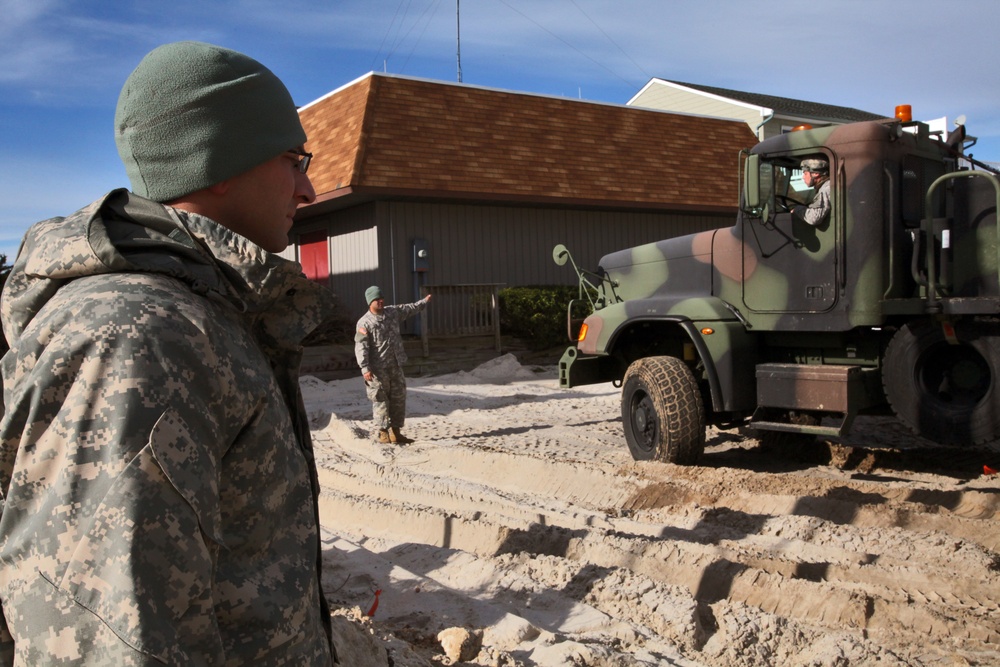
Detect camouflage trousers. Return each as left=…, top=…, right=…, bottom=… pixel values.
left=364, top=363, right=407, bottom=431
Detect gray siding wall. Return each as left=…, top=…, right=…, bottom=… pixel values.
left=384, top=201, right=731, bottom=286
left=296, top=202, right=386, bottom=313
left=308, top=200, right=733, bottom=318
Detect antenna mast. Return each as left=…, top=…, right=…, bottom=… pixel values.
left=456, top=0, right=463, bottom=82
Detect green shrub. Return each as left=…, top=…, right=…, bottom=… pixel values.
left=498, top=285, right=592, bottom=350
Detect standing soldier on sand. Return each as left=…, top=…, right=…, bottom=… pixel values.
left=355, top=286, right=431, bottom=444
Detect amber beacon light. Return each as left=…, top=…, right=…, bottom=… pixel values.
left=895, top=104, right=912, bottom=122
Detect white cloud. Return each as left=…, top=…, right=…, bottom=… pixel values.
left=1, top=0, right=998, bottom=253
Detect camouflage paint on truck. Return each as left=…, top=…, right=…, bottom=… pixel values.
left=556, top=116, right=1000, bottom=464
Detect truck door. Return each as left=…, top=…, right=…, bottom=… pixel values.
left=742, top=155, right=839, bottom=313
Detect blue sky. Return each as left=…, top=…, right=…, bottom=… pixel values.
left=2, top=0, right=999, bottom=262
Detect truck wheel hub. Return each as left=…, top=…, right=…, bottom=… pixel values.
left=632, top=396, right=655, bottom=440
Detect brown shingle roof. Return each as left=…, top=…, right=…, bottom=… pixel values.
left=298, top=73, right=757, bottom=212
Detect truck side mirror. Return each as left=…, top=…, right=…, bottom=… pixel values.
left=743, top=154, right=761, bottom=211
left=553, top=244, right=570, bottom=266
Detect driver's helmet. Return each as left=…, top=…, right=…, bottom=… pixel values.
left=800, top=158, right=829, bottom=174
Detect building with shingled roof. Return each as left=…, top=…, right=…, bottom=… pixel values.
left=289, top=72, right=756, bottom=324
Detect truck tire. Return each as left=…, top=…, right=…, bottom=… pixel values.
left=883, top=320, right=1000, bottom=445
left=621, top=356, right=705, bottom=464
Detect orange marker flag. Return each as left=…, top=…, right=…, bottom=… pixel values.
left=366, top=589, right=382, bottom=617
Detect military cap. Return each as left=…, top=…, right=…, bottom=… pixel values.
left=801, top=158, right=829, bottom=174
left=115, top=41, right=307, bottom=202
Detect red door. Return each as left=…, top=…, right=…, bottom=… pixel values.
left=299, top=230, right=329, bottom=283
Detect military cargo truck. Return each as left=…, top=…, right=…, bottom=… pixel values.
left=554, top=111, right=1000, bottom=464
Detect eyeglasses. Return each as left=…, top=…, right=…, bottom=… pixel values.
left=287, top=148, right=313, bottom=174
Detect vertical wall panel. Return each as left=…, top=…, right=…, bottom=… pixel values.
left=381, top=200, right=731, bottom=288
left=302, top=199, right=734, bottom=319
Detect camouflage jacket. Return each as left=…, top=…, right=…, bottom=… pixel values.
left=354, top=298, right=429, bottom=374
left=0, top=190, right=336, bottom=665
left=793, top=177, right=831, bottom=227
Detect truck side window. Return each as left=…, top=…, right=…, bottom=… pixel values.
left=785, top=162, right=818, bottom=203
left=761, top=158, right=814, bottom=213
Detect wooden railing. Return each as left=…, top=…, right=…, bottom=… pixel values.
left=419, top=283, right=503, bottom=355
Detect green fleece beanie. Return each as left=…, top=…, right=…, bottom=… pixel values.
left=365, top=286, right=383, bottom=304
left=115, top=41, right=307, bottom=202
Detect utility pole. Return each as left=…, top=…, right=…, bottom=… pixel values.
left=456, top=0, right=463, bottom=82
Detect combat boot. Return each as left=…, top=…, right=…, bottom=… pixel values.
left=389, top=427, right=413, bottom=444
left=378, top=429, right=391, bottom=443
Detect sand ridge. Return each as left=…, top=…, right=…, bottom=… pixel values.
left=305, top=354, right=1000, bottom=666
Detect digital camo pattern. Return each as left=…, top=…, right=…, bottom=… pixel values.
left=354, top=298, right=427, bottom=429
left=355, top=299, right=428, bottom=432
left=364, top=364, right=408, bottom=430
left=354, top=298, right=429, bottom=375
left=0, top=190, right=337, bottom=665
left=792, top=178, right=831, bottom=227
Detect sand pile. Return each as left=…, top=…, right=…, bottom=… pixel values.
left=303, top=354, right=1000, bottom=666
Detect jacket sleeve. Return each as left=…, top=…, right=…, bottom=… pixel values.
left=793, top=181, right=831, bottom=227
left=396, top=296, right=430, bottom=321
left=0, top=276, right=249, bottom=665
left=355, top=319, right=371, bottom=374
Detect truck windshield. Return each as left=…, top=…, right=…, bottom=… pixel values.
left=769, top=160, right=813, bottom=204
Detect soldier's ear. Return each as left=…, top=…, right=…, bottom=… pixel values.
left=207, top=180, right=231, bottom=195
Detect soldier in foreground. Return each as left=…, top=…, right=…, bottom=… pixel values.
left=355, top=286, right=431, bottom=444
left=0, top=42, right=337, bottom=664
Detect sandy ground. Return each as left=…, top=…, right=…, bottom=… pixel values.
left=302, top=354, right=1000, bottom=667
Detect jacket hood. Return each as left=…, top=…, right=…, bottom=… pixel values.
left=2, top=189, right=324, bottom=345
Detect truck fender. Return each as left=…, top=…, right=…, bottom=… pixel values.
left=602, top=311, right=756, bottom=415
